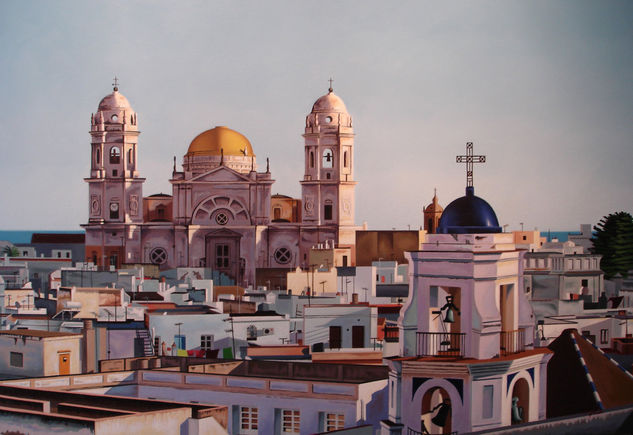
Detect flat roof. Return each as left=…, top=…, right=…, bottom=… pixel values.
left=0, top=330, right=80, bottom=338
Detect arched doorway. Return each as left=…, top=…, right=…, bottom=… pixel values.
left=511, top=378, right=529, bottom=425
left=421, top=387, right=452, bottom=434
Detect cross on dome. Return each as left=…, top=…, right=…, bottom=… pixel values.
left=328, top=77, right=334, bottom=93
left=456, top=142, right=486, bottom=188
left=112, top=76, right=119, bottom=91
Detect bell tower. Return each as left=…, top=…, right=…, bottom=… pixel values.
left=300, top=82, right=356, bottom=246
left=83, top=78, right=145, bottom=268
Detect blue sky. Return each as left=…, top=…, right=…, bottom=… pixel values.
left=0, top=1, right=631, bottom=231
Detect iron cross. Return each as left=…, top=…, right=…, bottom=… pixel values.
left=328, top=77, right=334, bottom=92
left=112, top=76, right=119, bottom=91
left=456, top=142, right=486, bottom=187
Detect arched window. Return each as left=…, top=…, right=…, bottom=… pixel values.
left=310, top=151, right=314, bottom=168
left=109, top=147, right=121, bottom=164
left=128, top=149, right=133, bottom=165
left=322, top=149, right=333, bottom=168
left=96, top=148, right=100, bottom=164
left=343, top=151, right=348, bottom=167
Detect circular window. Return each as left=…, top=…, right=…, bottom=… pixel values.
left=150, top=247, right=167, bottom=265
left=274, top=247, right=292, bottom=264
left=111, top=114, right=118, bottom=122
left=215, top=212, right=229, bottom=225
left=325, top=116, right=332, bottom=123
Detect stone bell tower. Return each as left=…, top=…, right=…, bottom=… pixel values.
left=300, top=81, right=357, bottom=247
left=83, top=78, right=145, bottom=268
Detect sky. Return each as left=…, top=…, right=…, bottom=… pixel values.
left=0, top=1, right=632, bottom=232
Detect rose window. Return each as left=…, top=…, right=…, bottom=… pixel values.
left=274, top=247, right=292, bottom=264
left=150, top=247, right=168, bottom=265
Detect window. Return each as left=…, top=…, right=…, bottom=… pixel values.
left=10, top=352, right=23, bottom=368
left=215, top=211, right=229, bottom=225
left=241, top=407, right=258, bottom=432
left=128, top=149, right=133, bottom=164
left=273, top=207, right=282, bottom=221
left=150, top=247, right=167, bottom=265
left=96, top=148, right=100, bottom=164
left=342, top=255, right=348, bottom=267
left=112, top=169, right=118, bottom=177
left=325, top=413, right=344, bottom=432
left=325, top=116, right=332, bottom=123
left=322, top=149, right=333, bottom=168
left=201, top=335, right=214, bottom=350
left=522, top=235, right=527, bottom=241
left=600, top=329, right=609, bottom=344
left=581, top=279, right=588, bottom=287
left=174, top=335, right=186, bottom=350
left=310, top=151, right=314, bottom=168
left=482, top=385, right=494, bottom=418
left=282, top=409, right=300, bottom=434
left=57, top=252, right=61, bottom=258
left=274, top=247, right=292, bottom=264
left=324, top=204, right=333, bottom=220
left=109, top=147, right=121, bottom=164
left=326, top=172, right=331, bottom=179
left=343, top=151, right=348, bottom=167
left=66, top=252, right=70, bottom=258
left=216, top=244, right=230, bottom=269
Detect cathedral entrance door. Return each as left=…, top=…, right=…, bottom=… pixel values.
left=205, top=229, right=242, bottom=285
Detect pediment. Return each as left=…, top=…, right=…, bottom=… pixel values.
left=189, top=166, right=252, bottom=183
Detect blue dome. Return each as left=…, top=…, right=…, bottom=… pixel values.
left=437, top=186, right=501, bottom=234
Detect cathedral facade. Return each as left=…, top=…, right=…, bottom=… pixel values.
left=83, top=83, right=358, bottom=286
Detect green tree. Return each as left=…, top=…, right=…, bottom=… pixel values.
left=591, top=211, right=633, bottom=279
left=2, top=245, right=20, bottom=257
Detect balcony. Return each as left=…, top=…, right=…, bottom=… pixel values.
left=383, top=324, right=399, bottom=343
left=416, top=332, right=465, bottom=358
left=500, top=328, right=525, bottom=356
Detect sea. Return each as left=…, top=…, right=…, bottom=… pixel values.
left=1, top=229, right=575, bottom=244
left=0, top=230, right=85, bottom=244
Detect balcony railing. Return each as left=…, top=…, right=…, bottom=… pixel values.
left=500, top=328, right=525, bottom=356
left=384, top=324, right=399, bottom=343
left=416, top=332, right=465, bottom=358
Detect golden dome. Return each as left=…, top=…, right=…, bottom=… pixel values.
left=186, top=126, right=255, bottom=157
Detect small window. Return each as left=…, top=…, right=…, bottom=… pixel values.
left=324, top=204, right=333, bottom=220
left=323, top=149, right=333, bottom=168
left=282, top=409, right=300, bottom=434
left=174, top=335, right=186, bottom=350
left=326, top=172, right=331, bottom=179
left=241, top=407, right=259, bottom=432
left=322, top=412, right=344, bottom=431
left=201, top=334, right=214, bottom=350
left=109, top=202, right=119, bottom=219
left=600, top=329, right=609, bottom=344
left=150, top=247, right=168, bottom=265
left=482, top=385, right=494, bottom=418
left=10, top=352, right=23, bottom=368
left=274, top=247, right=292, bottom=264
left=325, top=116, right=332, bottom=123
left=344, top=151, right=348, bottom=167
left=112, top=169, right=118, bottom=177
left=581, top=279, right=588, bottom=287
left=57, top=252, right=61, bottom=258
left=66, top=252, right=70, bottom=258
left=96, top=148, right=100, bottom=164
left=111, top=114, right=118, bottom=122
left=109, top=147, right=121, bottom=164
left=522, top=235, right=527, bottom=241
left=310, top=151, right=314, bottom=168
left=128, top=149, right=133, bottom=165
left=23, top=251, right=28, bottom=256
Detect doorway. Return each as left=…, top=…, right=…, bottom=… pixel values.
left=511, top=378, right=529, bottom=425
left=58, top=352, right=70, bottom=375
left=421, top=387, right=452, bottom=434
left=352, top=325, right=364, bottom=348
left=329, top=326, right=342, bottom=349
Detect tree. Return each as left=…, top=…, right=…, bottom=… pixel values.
left=2, top=245, right=20, bottom=257
left=591, top=212, right=633, bottom=279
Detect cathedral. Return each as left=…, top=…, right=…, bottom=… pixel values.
left=82, top=82, right=358, bottom=286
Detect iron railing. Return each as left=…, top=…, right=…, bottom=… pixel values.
left=500, top=328, right=525, bottom=356
left=416, top=332, right=465, bottom=358
left=407, top=427, right=458, bottom=435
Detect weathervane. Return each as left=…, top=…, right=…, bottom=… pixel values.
left=456, top=142, right=485, bottom=188
left=112, top=76, right=119, bottom=91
